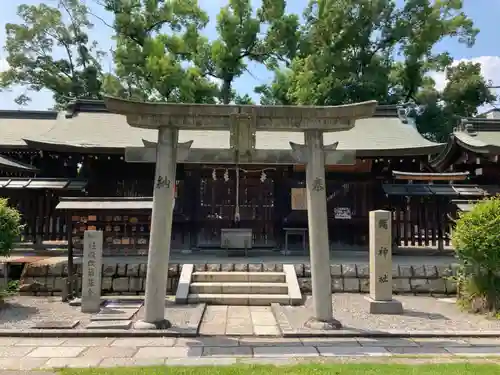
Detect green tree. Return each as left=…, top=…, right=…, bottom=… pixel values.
left=452, top=197, right=500, bottom=313
left=0, top=0, right=104, bottom=109
left=254, top=0, right=491, bottom=141
left=101, top=0, right=217, bottom=103
left=194, top=0, right=299, bottom=104
left=417, top=61, right=495, bottom=142
left=0, top=199, right=23, bottom=257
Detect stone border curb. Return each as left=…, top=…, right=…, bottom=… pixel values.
left=269, top=303, right=500, bottom=338
left=0, top=328, right=499, bottom=338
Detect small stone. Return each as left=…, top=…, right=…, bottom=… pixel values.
left=90, top=308, right=138, bottom=321
left=331, top=278, right=343, bottom=292
left=342, top=264, right=357, bottom=277
left=304, top=317, right=342, bottom=330
left=129, top=277, right=144, bottom=292
left=330, top=264, right=342, bottom=277
left=102, top=265, right=116, bottom=277
left=126, top=264, right=140, bottom=277
left=69, top=298, right=82, bottom=306
left=112, top=277, right=129, bottom=292
left=133, top=319, right=171, bottom=330
left=116, top=264, right=127, bottom=277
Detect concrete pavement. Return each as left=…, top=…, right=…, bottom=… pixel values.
left=0, top=337, right=500, bottom=370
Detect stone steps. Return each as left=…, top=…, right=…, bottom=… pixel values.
left=187, top=293, right=291, bottom=305
left=189, top=282, right=288, bottom=294
left=176, top=265, right=302, bottom=306
left=191, top=271, right=285, bottom=283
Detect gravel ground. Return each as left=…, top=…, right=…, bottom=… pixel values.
left=0, top=295, right=204, bottom=331
left=280, top=294, right=500, bottom=332
left=0, top=296, right=92, bottom=329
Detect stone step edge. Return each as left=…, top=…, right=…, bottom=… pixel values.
left=192, top=271, right=285, bottom=276
left=189, top=282, right=288, bottom=295
left=190, top=282, right=288, bottom=287
left=187, top=293, right=291, bottom=305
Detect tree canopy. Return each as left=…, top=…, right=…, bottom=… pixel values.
left=0, top=0, right=104, bottom=110
left=0, top=0, right=496, bottom=141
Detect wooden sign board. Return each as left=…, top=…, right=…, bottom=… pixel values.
left=291, top=188, right=307, bottom=210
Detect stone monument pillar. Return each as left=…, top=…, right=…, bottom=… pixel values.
left=136, top=128, right=179, bottom=329
left=291, top=130, right=341, bottom=329
left=364, top=210, right=403, bottom=314
left=81, top=230, right=103, bottom=313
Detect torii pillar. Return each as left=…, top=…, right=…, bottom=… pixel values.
left=291, top=132, right=343, bottom=329
left=138, top=128, right=192, bottom=329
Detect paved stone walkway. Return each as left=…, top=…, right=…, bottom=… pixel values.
left=200, top=306, right=280, bottom=335
left=0, top=337, right=499, bottom=370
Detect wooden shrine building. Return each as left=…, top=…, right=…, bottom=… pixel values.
left=0, top=99, right=488, bottom=255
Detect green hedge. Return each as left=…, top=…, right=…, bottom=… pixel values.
left=452, top=196, right=500, bottom=313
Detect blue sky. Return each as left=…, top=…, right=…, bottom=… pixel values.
left=1, top=0, right=499, bottom=110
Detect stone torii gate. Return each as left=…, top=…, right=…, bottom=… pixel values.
left=104, top=97, right=377, bottom=330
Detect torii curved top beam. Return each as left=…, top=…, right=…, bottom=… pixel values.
left=103, top=96, right=377, bottom=132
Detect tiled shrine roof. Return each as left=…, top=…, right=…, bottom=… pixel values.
left=0, top=99, right=443, bottom=157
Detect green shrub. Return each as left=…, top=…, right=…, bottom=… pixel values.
left=0, top=198, right=23, bottom=257
left=452, top=196, right=500, bottom=313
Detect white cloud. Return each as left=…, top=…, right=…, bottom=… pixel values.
left=429, top=56, right=500, bottom=91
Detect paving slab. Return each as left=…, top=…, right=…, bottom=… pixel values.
left=467, top=338, right=500, bottom=346
left=253, top=345, right=319, bottom=357
left=165, top=357, right=237, bottom=366
left=0, top=338, right=20, bottom=346
left=133, top=302, right=205, bottom=336
left=32, top=321, right=79, bottom=329
left=90, top=308, right=138, bottom=321
left=301, top=337, right=361, bottom=346
left=445, top=346, right=500, bottom=356
left=27, top=346, right=85, bottom=358
left=239, top=357, right=299, bottom=365
left=202, top=346, right=252, bottom=357
left=199, top=323, right=226, bottom=335
left=412, top=338, right=470, bottom=347
left=134, top=346, right=203, bottom=359
left=14, top=338, right=65, bottom=347
left=81, top=346, right=138, bottom=359
left=0, top=347, right=37, bottom=358
left=0, top=357, right=50, bottom=370
left=358, top=338, right=419, bottom=347
left=254, top=325, right=280, bottom=336
left=42, top=357, right=102, bottom=369
left=317, top=346, right=391, bottom=357
left=239, top=337, right=302, bottom=347
left=175, top=337, right=240, bottom=347
left=386, top=346, right=450, bottom=355
left=99, top=357, right=166, bottom=367
left=111, top=337, right=176, bottom=347
left=60, top=338, right=115, bottom=347
left=86, top=320, right=132, bottom=329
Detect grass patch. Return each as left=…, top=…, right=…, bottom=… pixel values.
left=58, top=363, right=500, bottom=375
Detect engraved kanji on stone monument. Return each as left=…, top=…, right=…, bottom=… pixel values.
left=82, top=230, right=103, bottom=313
left=365, top=210, right=403, bottom=314
left=311, top=177, right=325, bottom=192
left=155, top=175, right=171, bottom=189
